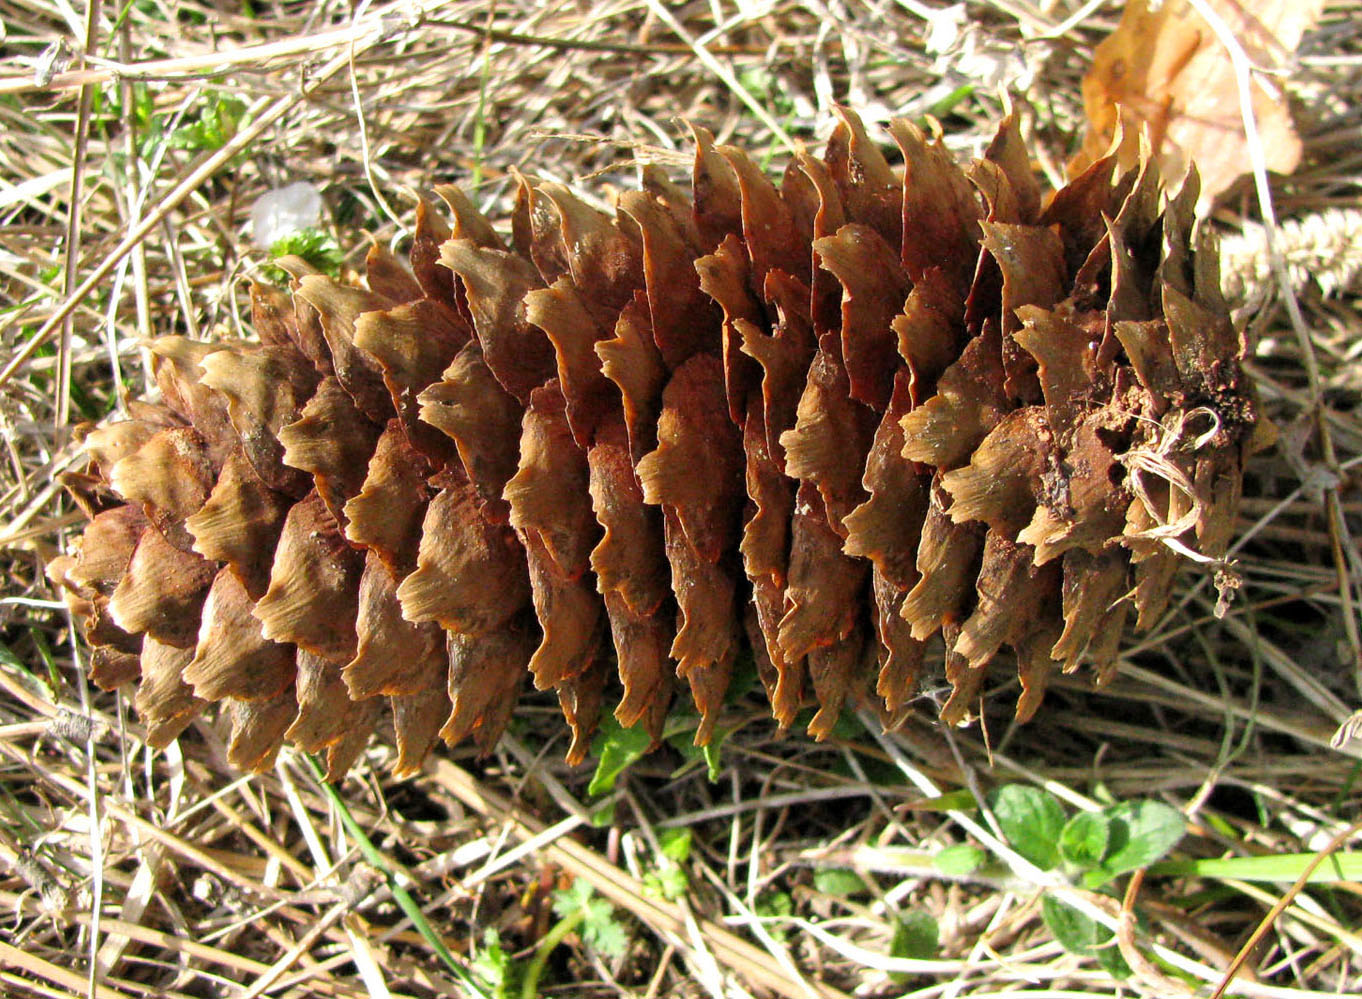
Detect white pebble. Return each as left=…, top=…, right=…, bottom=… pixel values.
left=250, top=181, right=323, bottom=248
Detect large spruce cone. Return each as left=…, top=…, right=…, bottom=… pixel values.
left=50, top=110, right=1262, bottom=776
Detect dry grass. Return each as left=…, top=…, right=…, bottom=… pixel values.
left=1, top=0, right=1361, bottom=996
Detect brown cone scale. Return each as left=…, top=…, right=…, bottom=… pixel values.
left=53, top=111, right=1263, bottom=776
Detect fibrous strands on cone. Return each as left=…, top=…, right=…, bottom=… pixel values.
left=50, top=109, right=1264, bottom=776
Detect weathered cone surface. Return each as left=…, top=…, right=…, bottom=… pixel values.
left=52, top=110, right=1262, bottom=776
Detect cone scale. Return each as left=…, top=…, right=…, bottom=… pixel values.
left=51, top=110, right=1261, bottom=775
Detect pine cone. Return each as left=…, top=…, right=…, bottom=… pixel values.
left=50, top=110, right=1263, bottom=776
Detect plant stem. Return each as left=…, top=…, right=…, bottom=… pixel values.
left=520, top=908, right=587, bottom=999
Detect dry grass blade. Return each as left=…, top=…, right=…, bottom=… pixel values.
left=426, top=756, right=850, bottom=999
left=0, top=940, right=136, bottom=999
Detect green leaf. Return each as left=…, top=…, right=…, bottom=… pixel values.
left=260, top=229, right=344, bottom=285
left=723, top=648, right=759, bottom=705
left=169, top=94, right=246, bottom=152
left=1060, top=811, right=1111, bottom=869
left=643, top=866, right=689, bottom=901
left=29, top=629, right=62, bottom=695
left=583, top=912, right=628, bottom=958
left=266, top=228, right=344, bottom=278
left=737, top=67, right=795, bottom=117
left=1040, top=896, right=1130, bottom=978
left=911, top=790, right=977, bottom=813
left=587, top=714, right=652, bottom=796
left=471, top=928, right=514, bottom=999
left=1093, top=801, right=1185, bottom=884
left=989, top=784, right=1067, bottom=870
left=666, top=721, right=725, bottom=783
left=0, top=642, right=30, bottom=676
left=551, top=882, right=627, bottom=958
left=891, top=910, right=939, bottom=961
left=922, top=83, right=977, bottom=122
left=551, top=879, right=595, bottom=919
left=812, top=868, right=868, bottom=898
left=1093, top=937, right=1133, bottom=978
left=1041, top=895, right=1092, bottom=952
left=659, top=827, right=692, bottom=863
left=644, top=829, right=692, bottom=901
left=588, top=797, right=616, bottom=827
left=755, top=890, right=793, bottom=943
left=828, top=708, right=868, bottom=741
left=92, top=80, right=165, bottom=158
left=934, top=844, right=987, bottom=877
left=701, top=740, right=723, bottom=782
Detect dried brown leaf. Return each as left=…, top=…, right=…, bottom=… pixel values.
left=1077, top=0, right=1323, bottom=204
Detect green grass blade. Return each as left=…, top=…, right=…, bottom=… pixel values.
left=1149, top=851, right=1362, bottom=884
left=304, top=755, right=488, bottom=996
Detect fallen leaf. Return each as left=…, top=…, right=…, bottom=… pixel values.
left=1075, top=0, right=1323, bottom=207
